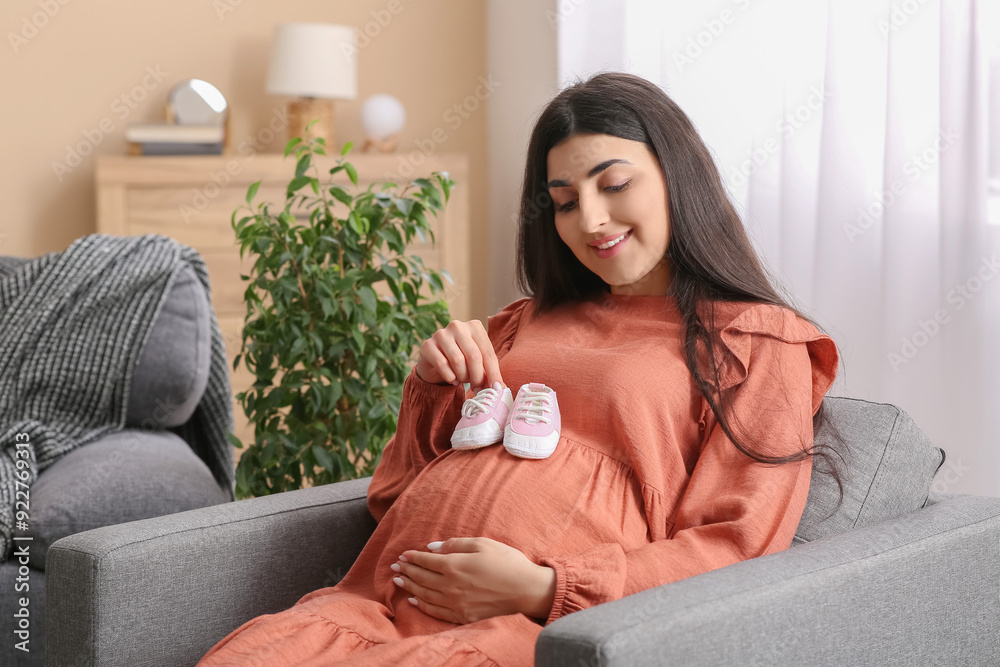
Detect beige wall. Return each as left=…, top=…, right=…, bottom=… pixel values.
left=0, top=0, right=490, bottom=319
left=486, top=0, right=558, bottom=313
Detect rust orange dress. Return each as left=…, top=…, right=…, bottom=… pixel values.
left=197, top=293, right=839, bottom=666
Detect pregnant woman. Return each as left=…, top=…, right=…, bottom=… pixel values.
left=197, top=71, right=843, bottom=666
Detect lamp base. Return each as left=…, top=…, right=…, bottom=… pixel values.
left=361, top=134, right=400, bottom=154
left=287, top=98, right=335, bottom=148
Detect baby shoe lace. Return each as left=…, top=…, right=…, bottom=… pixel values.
left=513, top=388, right=552, bottom=425
left=461, top=386, right=499, bottom=419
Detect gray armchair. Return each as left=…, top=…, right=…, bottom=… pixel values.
left=45, top=397, right=1000, bottom=666
left=0, top=253, right=231, bottom=667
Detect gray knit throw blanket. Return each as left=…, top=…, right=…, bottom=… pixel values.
left=0, top=233, right=235, bottom=559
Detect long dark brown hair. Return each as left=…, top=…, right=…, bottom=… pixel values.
left=514, top=71, right=845, bottom=513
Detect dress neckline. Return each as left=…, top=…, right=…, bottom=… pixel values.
left=590, top=291, right=681, bottom=318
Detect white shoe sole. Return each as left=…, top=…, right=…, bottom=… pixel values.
left=503, top=427, right=560, bottom=459
left=451, top=422, right=504, bottom=449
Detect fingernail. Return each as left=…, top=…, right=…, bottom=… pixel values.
left=407, top=597, right=418, bottom=606
left=398, top=554, right=408, bottom=562
left=427, top=541, right=444, bottom=551
left=390, top=562, right=401, bottom=572
left=393, top=577, right=405, bottom=587
left=493, top=381, right=502, bottom=391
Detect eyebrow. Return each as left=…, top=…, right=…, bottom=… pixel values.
left=545, top=158, right=633, bottom=188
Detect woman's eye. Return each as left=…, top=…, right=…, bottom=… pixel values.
left=554, top=181, right=631, bottom=214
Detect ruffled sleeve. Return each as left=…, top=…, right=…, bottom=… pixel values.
left=367, top=297, right=534, bottom=523
left=537, top=302, right=840, bottom=625
left=700, top=302, right=839, bottom=420
left=487, top=297, right=531, bottom=363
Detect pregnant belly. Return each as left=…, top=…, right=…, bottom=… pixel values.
left=381, top=437, right=650, bottom=562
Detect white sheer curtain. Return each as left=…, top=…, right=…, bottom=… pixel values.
left=557, top=0, right=1000, bottom=497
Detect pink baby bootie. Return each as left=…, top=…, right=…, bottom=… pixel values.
left=451, top=382, right=514, bottom=449
left=503, top=382, right=561, bottom=459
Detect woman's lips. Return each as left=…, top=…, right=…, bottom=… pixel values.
left=593, top=230, right=632, bottom=258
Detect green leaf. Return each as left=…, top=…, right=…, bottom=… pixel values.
left=358, top=285, right=377, bottom=314
left=287, top=175, right=311, bottom=195
left=329, top=186, right=353, bottom=207
left=395, top=198, right=414, bottom=217
left=284, top=137, right=303, bottom=157
left=313, top=445, right=335, bottom=472
left=295, top=153, right=311, bottom=179
left=305, top=118, right=320, bottom=132
left=347, top=211, right=363, bottom=235
left=246, top=180, right=261, bottom=205
left=351, top=328, right=366, bottom=354
left=341, top=141, right=354, bottom=156
left=436, top=172, right=451, bottom=200
left=380, top=262, right=399, bottom=281
left=344, top=163, right=359, bottom=187
left=440, top=268, right=454, bottom=285
left=402, top=281, right=417, bottom=307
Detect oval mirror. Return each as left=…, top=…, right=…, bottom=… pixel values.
left=169, top=79, right=228, bottom=126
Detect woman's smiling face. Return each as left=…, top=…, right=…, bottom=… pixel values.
left=546, top=133, right=671, bottom=296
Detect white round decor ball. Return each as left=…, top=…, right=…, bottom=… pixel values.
left=360, top=94, right=406, bottom=140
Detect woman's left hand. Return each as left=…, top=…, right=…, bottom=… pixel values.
left=391, top=536, right=556, bottom=625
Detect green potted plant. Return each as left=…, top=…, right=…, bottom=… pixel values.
left=229, top=125, right=455, bottom=498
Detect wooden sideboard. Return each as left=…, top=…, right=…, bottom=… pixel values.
left=95, top=152, right=471, bottom=451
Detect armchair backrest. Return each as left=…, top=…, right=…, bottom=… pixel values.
left=793, top=396, right=946, bottom=545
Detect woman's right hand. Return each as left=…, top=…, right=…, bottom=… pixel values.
left=415, top=319, right=504, bottom=394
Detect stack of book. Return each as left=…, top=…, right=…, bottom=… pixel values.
left=125, top=124, right=225, bottom=156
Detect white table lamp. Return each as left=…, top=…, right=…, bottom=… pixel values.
left=266, top=22, right=358, bottom=149
left=360, top=94, right=406, bottom=153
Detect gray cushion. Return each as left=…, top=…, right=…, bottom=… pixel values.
left=793, top=396, right=946, bottom=544
left=125, top=263, right=211, bottom=428
left=27, top=430, right=228, bottom=569
left=0, top=255, right=211, bottom=428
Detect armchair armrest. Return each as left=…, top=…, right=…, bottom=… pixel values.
left=536, top=492, right=1000, bottom=666
left=46, top=477, right=376, bottom=667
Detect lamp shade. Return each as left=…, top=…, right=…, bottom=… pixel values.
left=266, top=23, right=358, bottom=100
